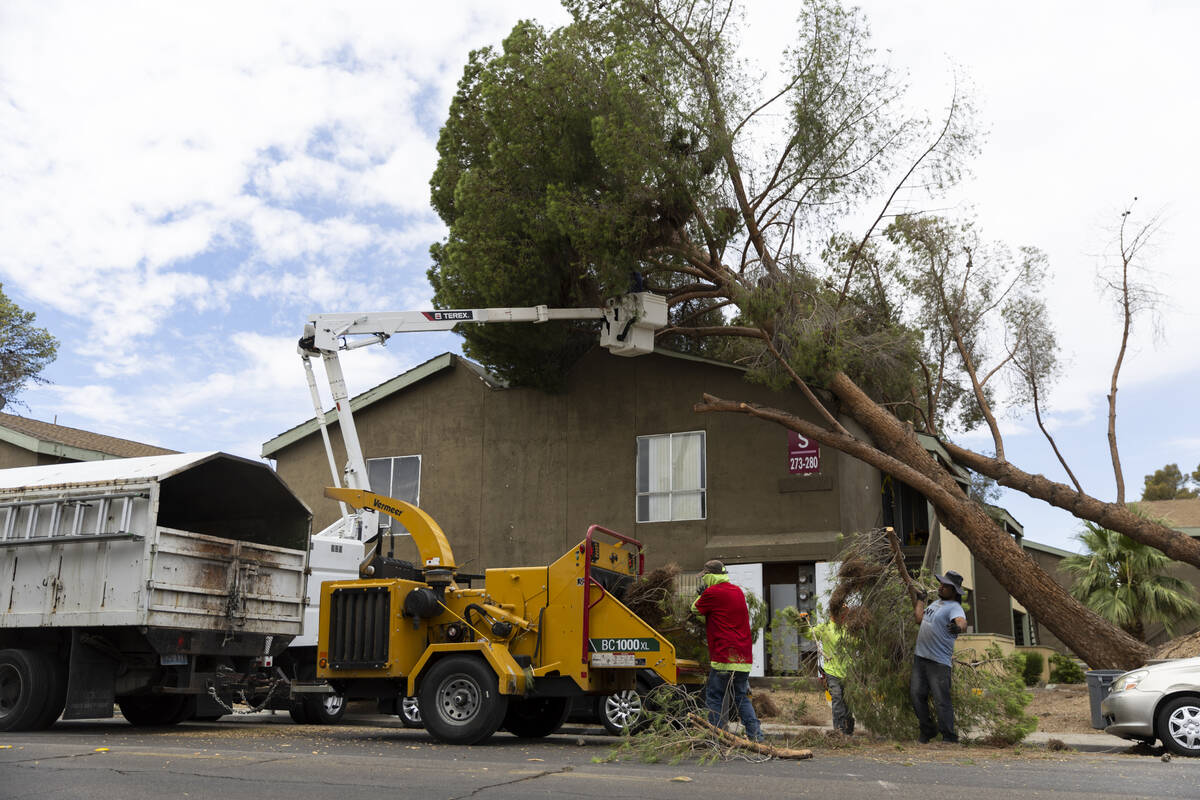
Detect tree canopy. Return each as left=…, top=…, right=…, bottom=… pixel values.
left=428, top=0, right=1195, bottom=668
left=1141, top=463, right=1200, bottom=501
left=0, top=284, right=57, bottom=411
left=1062, top=520, right=1200, bottom=642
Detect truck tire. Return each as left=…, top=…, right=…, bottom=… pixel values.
left=301, top=691, right=346, bottom=725
left=1155, top=695, right=1200, bottom=757
left=0, top=649, right=58, bottom=732
left=32, top=653, right=68, bottom=730
left=418, top=655, right=508, bottom=745
left=287, top=700, right=311, bottom=724
left=503, top=697, right=569, bottom=738
left=399, top=696, right=423, bottom=728
left=118, top=695, right=197, bottom=727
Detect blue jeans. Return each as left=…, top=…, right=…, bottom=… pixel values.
left=705, top=669, right=762, bottom=741
left=910, top=655, right=956, bottom=742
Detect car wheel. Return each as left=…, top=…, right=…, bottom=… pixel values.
left=418, top=656, right=508, bottom=745
left=1155, top=695, right=1200, bottom=757
left=601, top=688, right=644, bottom=736
left=399, top=696, right=423, bottom=728
left=503, top=697, right=569, bottom=738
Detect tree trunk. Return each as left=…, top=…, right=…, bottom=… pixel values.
left=940, top=441, right=1200, bottom=569
left=824, top=372, right=1149, bottom=669
left=696, top=377, right=1152, bottom=669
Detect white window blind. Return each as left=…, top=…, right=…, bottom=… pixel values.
left=367, top=455, right=421, bottom=532
left=636, top=431, right=706, bottom=522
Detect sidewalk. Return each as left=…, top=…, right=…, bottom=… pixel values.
left=756, top=721, right=1133, bottom=753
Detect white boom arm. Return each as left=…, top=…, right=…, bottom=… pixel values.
left=298, top=292, right=667, bottom=541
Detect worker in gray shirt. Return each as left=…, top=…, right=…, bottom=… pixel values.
left=910, top=570, right=967, bottom=743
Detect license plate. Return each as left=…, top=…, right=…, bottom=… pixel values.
left=590, top=653, right=646, bottom=667
left=160, top=654, right=188, bottom=666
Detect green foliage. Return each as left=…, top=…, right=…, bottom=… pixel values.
left=1062, top=518, right=1200, bottom=641
left=429, top=0, right=978, bottom=400
left=833, top=529, right=1036, bottom=744
left=950, top=645, right=1038, bottom=745
left=1141, top=463, right=1199, bottom=501
left=0, top=284, right=57, bottom=411
left=1020, top=651, right=1044, bottom=686
left=1048, top=653, right=1085, bottom=684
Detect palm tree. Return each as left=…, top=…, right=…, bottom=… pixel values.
left=1062, top=520, right=1200, bottom=642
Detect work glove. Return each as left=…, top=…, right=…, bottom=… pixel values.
left=946, top=621, right=960, bottom=636
left=911, top=586, right=928, bottom=602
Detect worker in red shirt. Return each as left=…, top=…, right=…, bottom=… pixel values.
left=691, top=560, right=763, bottom=742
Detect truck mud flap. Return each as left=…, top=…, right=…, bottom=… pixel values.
left=63, top=630, right=117, bottom=720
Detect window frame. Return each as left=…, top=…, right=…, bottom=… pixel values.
left=366, top=454, right=422, bottom=532
left=635, top=430, right=707, bottom=523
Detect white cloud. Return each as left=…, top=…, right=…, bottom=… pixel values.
left=3, top=0, right=1198, bottom=497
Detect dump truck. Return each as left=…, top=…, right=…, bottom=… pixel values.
left=294, top=291, right=698, bottom=744
left=0, top=452, right=311, bottom=731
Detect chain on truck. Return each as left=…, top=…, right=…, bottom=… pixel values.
left=291, top=290, right=705, bottom=744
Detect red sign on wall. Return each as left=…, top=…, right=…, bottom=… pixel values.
left=788, top=430, right=820, bottom=474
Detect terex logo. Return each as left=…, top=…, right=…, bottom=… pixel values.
left=422, top=310, right=474, bottom=321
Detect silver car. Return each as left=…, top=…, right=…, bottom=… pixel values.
left=1101, top=656, right=1200, bottom=756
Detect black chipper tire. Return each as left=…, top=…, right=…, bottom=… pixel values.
left=418, top=656, right=508, bottom=745
left=503, top=696, right=569, bottom=738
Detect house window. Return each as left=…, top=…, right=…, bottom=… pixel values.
left=367, top=455, right=421, bottom=531
left=636, top=432, right=706, bottom=522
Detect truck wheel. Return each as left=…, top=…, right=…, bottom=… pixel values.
left=32, top=653, right=68, bottom=730
left=503, top=697, right=569, bottom=738
left=287, top=700, right=312, bottom=724
left=399, top=696, right=423, bottom=728
left=302, top=691, right=346, bottom=725
left=418, top=656, right=508, bottom=745
left=118, top=695, right=197, bottom=727
left=1156, top=695, right=1200, bottom=757
left=0, top=649, right=57, bottom=732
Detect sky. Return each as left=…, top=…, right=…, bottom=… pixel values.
left=1, top=1, right=1197, bottom=554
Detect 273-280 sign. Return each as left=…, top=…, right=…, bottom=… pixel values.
left=788, top=430, right=820, bottom=475
left=588, top=637, right=661, bottom=653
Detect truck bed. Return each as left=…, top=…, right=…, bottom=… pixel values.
left=0, top=452, right=310, bottom=639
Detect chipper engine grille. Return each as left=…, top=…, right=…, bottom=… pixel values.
left=328, top=585, right=390, bottom=669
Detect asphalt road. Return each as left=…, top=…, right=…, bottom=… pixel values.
left=2, top=714, right=1199, bottom=800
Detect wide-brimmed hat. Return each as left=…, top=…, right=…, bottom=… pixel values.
left=701, top=559, right=727, bottom=575
left=935, top=570, right=965, bottom=598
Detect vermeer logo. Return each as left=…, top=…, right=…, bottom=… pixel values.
left=371, top=497, right=405, bottom=518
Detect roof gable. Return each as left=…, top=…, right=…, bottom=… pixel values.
left=0, top=412, right=177, bottom=461
left=1131, top=498, right=1200, bottom=533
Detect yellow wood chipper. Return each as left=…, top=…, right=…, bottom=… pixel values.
left=315, top=487, right=695, bottom=744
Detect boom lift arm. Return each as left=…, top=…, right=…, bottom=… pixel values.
left=297, top=292, right=667, bottom=546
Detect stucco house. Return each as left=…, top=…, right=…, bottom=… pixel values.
left=263, top=347, right=1055, bottom=672
left=0, top=412, right=176, bottom=468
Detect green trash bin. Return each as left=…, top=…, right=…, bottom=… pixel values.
left=1085, top=669, right=1124, bottom=729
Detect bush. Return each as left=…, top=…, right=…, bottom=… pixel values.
left=1049, top=653, right=1086, bottom=684
left=1021, top=651, right=1044, bottom=686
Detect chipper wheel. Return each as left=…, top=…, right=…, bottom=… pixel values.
left=503, top=696, right=569, bottom=738
left=418, top=655, right=508, bottom=745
